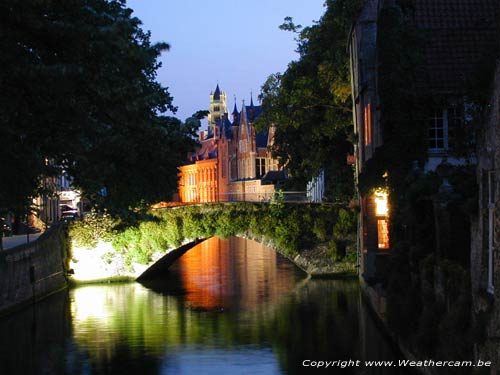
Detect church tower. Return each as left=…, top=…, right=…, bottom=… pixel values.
left=207, top=84, right=228, bottom=137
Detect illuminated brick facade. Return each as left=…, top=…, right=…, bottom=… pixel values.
left=178, top=86, right=283, bottom=203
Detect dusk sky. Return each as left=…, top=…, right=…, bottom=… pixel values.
left=126, top=0, right=326, bottom=123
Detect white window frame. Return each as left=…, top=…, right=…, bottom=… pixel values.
left=428, top=109, right=448, bottom=152
left=255, top=157, right=266, bottom=178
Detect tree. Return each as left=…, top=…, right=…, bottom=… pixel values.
left=0, top=0, right=198, bottom=215
left=257, top=0, right=363, bottom=202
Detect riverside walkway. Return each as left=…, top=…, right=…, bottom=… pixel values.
left=2, top=233, right=43, bottom=250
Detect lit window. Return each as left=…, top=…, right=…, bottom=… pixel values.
left=364, top=103, right=371, bottom=146
left=374, top=189, right=389, bottom=250
left=377, top=219, right=389, bottom=249
left=374, top=190, right=388, bottom=216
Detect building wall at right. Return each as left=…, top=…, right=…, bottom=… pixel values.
left=472, top=55, right=500, bottom=370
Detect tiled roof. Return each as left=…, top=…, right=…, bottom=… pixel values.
left=222, top=115, right=233, bottom=139
left=256, top=130, right=269, bottom=148
left=246, top=105, right=262, bottom=122
left=232, top=102, right=239, bottom=115
left=414, top=0, right=499, bottom=94
left=196, top=138, right=217, bottom=160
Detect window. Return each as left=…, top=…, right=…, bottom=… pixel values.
left=364, top=103, right=371, bottom=146
left=268, top=158, right=279, bottom=171
left=213, top=105, right=220, bottom=112
left=255, top=158, right=266, bottom=178
left=374, top=190, right=389, bottom=250
left=239, top=140, right=247, bottom=153
left=377, top=219, right=389, bottom=249
left=221, top=151, right=226, bottom=178
left=428, top=110, right=448, bottom=151
left=230, top=158, right=238, bottom=181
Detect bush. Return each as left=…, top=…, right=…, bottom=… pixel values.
left=69, top=209, right=115, bottom=248
left=77, top=203, right=357, bottom=267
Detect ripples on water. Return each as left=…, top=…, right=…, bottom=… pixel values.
left=0, top=236, right=407, bottom=375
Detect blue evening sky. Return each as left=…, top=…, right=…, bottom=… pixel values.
left=126, top=0, right=326, bottom=123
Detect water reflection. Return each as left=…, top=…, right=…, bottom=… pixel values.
left=0, top=236, right=408, bottom=375
left=165, top=236, right=306, bottom=311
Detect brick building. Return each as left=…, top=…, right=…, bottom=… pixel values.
left=178, top=85, right=283, bottom=203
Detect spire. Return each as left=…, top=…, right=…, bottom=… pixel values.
left=250, top=91, right=254, bottom=107
left=213, top=84, right=221, bottom=100
left=232, top=96, right=239, bottom=115
left=240, top=100, right=247, bottom=125
left=232, top=96, right=240, bottom=125
left=240, top=100, right=250, bottom=138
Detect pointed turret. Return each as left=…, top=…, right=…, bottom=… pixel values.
left=213, top=84, right=221, bottom=100
left=239, top=100, right=250, bottom=140
left=232, top=101, right=240, bottom=125
left=240, top=100, right=247, bottom=124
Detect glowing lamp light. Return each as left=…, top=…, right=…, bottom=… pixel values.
left=374, top=189, right=389, bottom=216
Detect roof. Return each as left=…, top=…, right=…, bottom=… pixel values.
left=261, top=170, right=286, bottom=182
left=213, top=84, right=221, bottom=100
left=232, top=102, right=240, bottom=125
left=195, top=138, right=218, bottom=161
left=232, top=102, right=239, bottom=115
left=256, top=130, right=269, bottom=148
left=245, top=104, right=262, bottom=123
left=414, top=0, right=499, bottom=94
left=220, top=114, right=234, bottom=139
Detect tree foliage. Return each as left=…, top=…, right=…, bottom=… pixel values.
left=0, top=0, right=198, bottom=215
left=257, top=0, right=363, bottom=202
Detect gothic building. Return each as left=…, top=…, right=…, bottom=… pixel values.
left=178, top=85, right=283, bottom=203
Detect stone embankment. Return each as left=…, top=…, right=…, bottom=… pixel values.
left=0, top=225, right=69, bottom=315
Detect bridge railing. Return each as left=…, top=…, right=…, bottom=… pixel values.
left=216, top=191, right=308, bottom=203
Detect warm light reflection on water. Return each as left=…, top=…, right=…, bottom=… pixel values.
left=172, top=236, right=305, bottom=310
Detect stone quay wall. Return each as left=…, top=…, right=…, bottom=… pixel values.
left=0, top=225, right=69, bottom=315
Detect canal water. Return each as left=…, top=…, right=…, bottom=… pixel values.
left=0, top=236, right=408, bottom=375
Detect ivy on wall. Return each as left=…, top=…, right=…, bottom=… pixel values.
left=357, top=1, right=492, bottom=362
left=69, top=203, right=358, bottom=268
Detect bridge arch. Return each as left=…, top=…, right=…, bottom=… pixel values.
left=136, top=239, right=204, bottom=280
